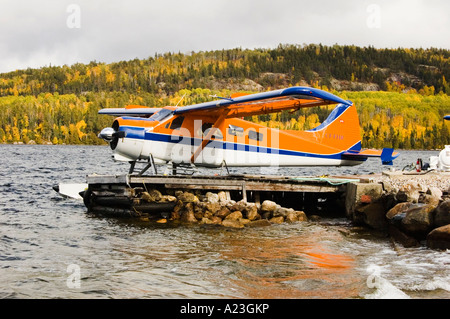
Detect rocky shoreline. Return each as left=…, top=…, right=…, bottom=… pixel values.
left=130, top=170, right=450, bottom=250
left=348, top=171, right=450, bottom=250
left=138, top=189, right=308, bottom=228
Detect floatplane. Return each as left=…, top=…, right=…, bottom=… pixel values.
left=97, top=86, right=398, bottom=175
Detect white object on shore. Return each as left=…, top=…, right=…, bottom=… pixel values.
left=429, top=156, right=439, bottom=170
left=439, top=145, right=450, bottom=171
left=53, top=183, right=88, bottom=200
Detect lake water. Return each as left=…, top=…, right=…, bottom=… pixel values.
left=0, top=145, right=449, bottom=299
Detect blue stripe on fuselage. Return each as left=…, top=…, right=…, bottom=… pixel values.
left=120, top=126, right=361, bottom=160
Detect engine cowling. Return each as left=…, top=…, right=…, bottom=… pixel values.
left=98, top=120, right=144, bottom=162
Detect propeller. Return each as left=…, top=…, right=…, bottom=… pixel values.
left=98, top=122, right=126, bottom=150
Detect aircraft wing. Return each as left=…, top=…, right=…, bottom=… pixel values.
left=445, top=115, right=450, bottom=120
left=98, top=105, right=162, bottom=117
left=174, top=87, right=352, bottom=118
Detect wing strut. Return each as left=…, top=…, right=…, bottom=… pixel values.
left=190, top=112, right=228, bottom=164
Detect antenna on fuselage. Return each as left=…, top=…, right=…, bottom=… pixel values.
left=175, top=94, right=186, bottom=107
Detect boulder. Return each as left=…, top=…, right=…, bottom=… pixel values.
left=273, top=206, right=294, bottom=218
left=247, top=219, right=271, bottom=227
left=396, top=182, right=424, bottom=203
left=181, top=203, right=197, bottom=223
left=354, top=201, right=387, bottom=230
left=217, top=191, right=228, bottom=202
left=426, top=187, right=443, bottom=199
left=141, top=190, right=162, bottom=203
left=159, top=195, right=177, bottom=202
left=433, top=200, right=450, bottom=228
left=176, top=191, right=199, bottom=203
left=225, top=211, right=243, bottom=221
left=205, top=192, right=219, bottom=203
left=295, top=211, right=308, bottom=221
left=269, top=216, right=285, bottom=224
left=215, top=206, right=231, bottom=219
left=222, top=219, right=244, bottom=228
left=386, top=202, right=414, bottom=220
left=388, top=225, right=420, bottom=248
left=205, top=202, right=221, bottom=215
left=285, top=211, right=299, bottom=223
left=401, top=204, right=435, bottom=237
left=246, top=205, right=260, bottom=221
left=261, top=200, right=279, bottom=212
left=418, top=193, right=441, bottom=207
left=427, top=224, right=450, bottom=250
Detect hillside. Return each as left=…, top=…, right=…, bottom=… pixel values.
left=0, top=44, right=449, bottom=148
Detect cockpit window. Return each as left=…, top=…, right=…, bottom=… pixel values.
left=149, top=108, right=173, bottom=122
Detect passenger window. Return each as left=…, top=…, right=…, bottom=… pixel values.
left=228, top=125, right=244, bottom=137
left=248, top=130, right=263, bottom=141
left=202, top=123, right=223, bottom=139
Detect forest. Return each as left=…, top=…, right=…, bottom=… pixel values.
left=0, top=44, right=449, bottom=149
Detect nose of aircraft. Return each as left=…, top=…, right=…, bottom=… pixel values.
left=98, top=125, right=126, bottom=150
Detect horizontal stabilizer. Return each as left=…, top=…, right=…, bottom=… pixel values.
left=380, top=148, right=395, bottom=165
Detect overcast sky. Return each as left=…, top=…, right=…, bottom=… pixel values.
left=1, top=0, right=449, bottom=73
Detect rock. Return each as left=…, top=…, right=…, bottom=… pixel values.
left=285, top=211, right=299, bottom=223
left=222, top=219, right=244, bottom=228
left=247, top=219, right=271, bottom=227
left=396, top=182, right=423, bottom=203
left=246, top=205, right=260, bottom=221
left=273, top=206, right=294, bottom=218
left=295, top=211, right=308, bottom=221
left=200, top=217, right=214, bottom=225
left=229, top=200, right=248, bottom=213
left=215, top=206, right=231, bottom=219
left=433, top=200, right=450, bottom=228
left=205, top=202, right=221, bottom=215
left=217, top=191, right=228, bottom=202
left=225, top=211, right=243, bottom=221
left=239, top=218, right=251, bottom=226
left=427, top=224, right=450, bottom=250
left=159, top=195, right=177, bottom=202
left=261, top=200, right=279, bottom=212
left=309, top=215, right=321, bottom=221
left=386, top=202, right=413, bottom=220
left=355, top=201, right=387, bottom=230
left=170, top=210, right=181, bottom=220
left=269, top=216, right=284, bottom=224
left=418, top=193, right=441, bottom=207
left=401, top=204, right=435, bottom=237
left=181, top=203, right=197, bottom=223
left=141, top=191, right=161, bottom=203
left=427, top=187, right=443, bottom=199
left=210, top=216, right=223, bottom=225
left=205, top=192, right=219, bottom=203
left=177, top=191, right=199, bottom=203
left=388, top=225, right=420, bottom=248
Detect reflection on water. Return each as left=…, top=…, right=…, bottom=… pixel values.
left=218, top=224, right=359, bottom=299
left=0, top=145, right=449, bottom=299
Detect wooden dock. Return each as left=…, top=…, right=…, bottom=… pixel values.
left=83, top=173, right=370, bottom=218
